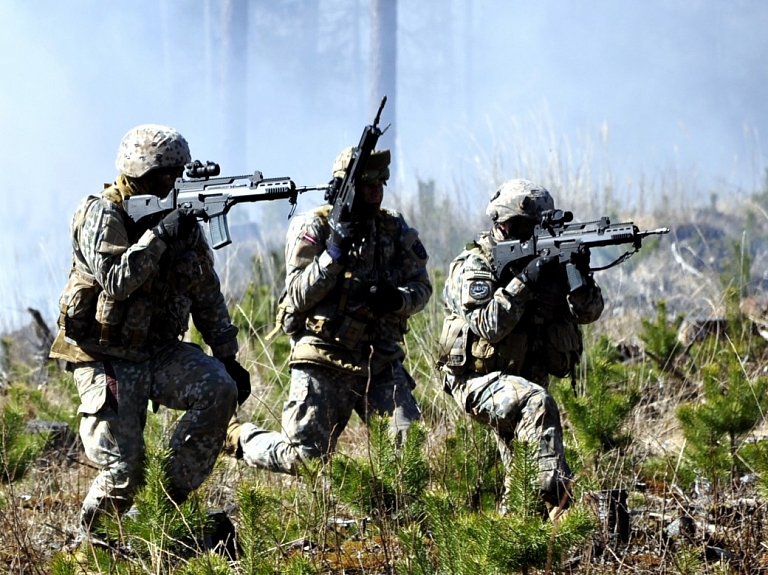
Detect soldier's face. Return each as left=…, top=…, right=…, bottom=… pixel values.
left=147, top=167, right=184, bottom=197
left=498, top=217, right=536, bottom=240
left=359, top=181, right=384, bottom=206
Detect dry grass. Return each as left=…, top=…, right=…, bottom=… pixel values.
left=5, top=118, right=768, bottom=573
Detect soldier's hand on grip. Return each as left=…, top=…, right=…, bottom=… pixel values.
left=153, top=208, right=196, bottom=242
left=516, top=255, right=559, bottom=288
left=222, top=356, right=251, bottom=405
left=327, top=220, right=355, bottom=264
left=366, top=280, right=404, bottom=314
left=570, top=248, right=591, bottom=272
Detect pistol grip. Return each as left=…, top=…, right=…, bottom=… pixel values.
left=209, top=214, right=232, bottom=249
left=566, top=263, right=587, bottom=293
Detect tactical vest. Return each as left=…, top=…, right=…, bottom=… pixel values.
left=437, top=240, right=583, bottom=381
left=271, top=205, right=408, bottom=349
left=52, top=191, right=198, bottom=362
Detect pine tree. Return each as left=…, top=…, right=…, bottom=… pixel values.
left=414, top=441, right=596, bottom=574
left=677, top=357, right=768, bottom=490
left=554, top=335, right=641, bottom=459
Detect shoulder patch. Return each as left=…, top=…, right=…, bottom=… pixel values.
left=301, top=233, right=317, bottom=245
left=469, top=281, right=491, bottom=300
left=412, top=238, right=428, bottom=260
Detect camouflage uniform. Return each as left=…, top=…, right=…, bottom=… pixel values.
left=50, top=125, right=240, bottom=534
left=438, top=179, right=604, bottom=509
left=239, top=149, right=432, bottom=474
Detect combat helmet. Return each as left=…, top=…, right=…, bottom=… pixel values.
left=486, top=179, right=555, bottom=223
left=115, top=124, right=191, bottom=178
left=332, top=146, right=391, bottom=182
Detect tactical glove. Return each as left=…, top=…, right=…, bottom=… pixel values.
left=153, top=208, right=195, bottom=242
left=516, top=255, right=559, bottom=288
left=327, top=220, right=356, bottom=264
left=570, top=248, right=591, bottom=272
left=366, top=280, right=404, bottom=314
left=221, top=356, right=251, bottom=405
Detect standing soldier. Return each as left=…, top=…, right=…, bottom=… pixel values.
left=50, top=124, right=251, bottom=543
left=227, top=147, right=431, bottom=472
left=437, top=179, right=604, bottom=515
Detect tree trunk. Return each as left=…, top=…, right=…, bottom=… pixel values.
left=370, top=0, right=397, bottom=165
left=221, top=0, right=249, bottom=170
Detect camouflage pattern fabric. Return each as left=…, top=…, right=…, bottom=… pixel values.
left=485, top=178, right=555, bottom=223
left=50, top=178, right=239, bottom=363
left=240, top=361, right=420, bottom=473
left=50, top=175, right=241, bottom=535
left=332, top=147, right=391, bottom=182
left=442, top=233, right=603, bottom=385
left=284, top=205, right=431, bottom=373
left=115, top=124, right=191, bottom=178
left=440, top=228, right=604, bottom=508
left=238, top=203, right=430, bottom=472
left=444, top=371, right=571, bottom=508
left=76, top=342, right=238, bottom=531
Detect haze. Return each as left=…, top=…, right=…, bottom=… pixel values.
left=1, top=0, right=766, bottom=330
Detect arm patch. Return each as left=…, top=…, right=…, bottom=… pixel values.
left=412, top=238, right=428, bottom=261
left=469, top=281, right=491, bottom=300
left=461, top=270, right=495, bottom=306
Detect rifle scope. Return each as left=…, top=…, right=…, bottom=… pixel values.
left=185, top=160, right=221, bottom=179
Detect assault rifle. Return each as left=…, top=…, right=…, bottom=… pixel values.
left=325, top=96, right=389, bottom=234
left=491, top=209, right=669, bottom=291
left=124, top=160, right=328, bottom=249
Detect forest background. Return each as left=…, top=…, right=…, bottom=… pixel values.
left=3, top=1, right=768, bottom=573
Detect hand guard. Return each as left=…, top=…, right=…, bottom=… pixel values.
left=221, top=356, right=251, bottom=405
left=366, top=280, right=404, bottom=314
left=516, top=255, right=559, bottom=288
left=153, top=208, right=195, bottom=242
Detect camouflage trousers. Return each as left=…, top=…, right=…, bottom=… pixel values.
left=240, top=361, right=421, bottom=474
left=73, top=342, right=238, bottom=533
left=444, top=370, right=571, bottom=508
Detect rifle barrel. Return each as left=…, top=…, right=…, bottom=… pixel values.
left=641, top=227, right=670, bottom=236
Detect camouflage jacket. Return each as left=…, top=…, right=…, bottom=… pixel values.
left=439, top=232, right=603, bottom=384
left=50, top=184, right=238, bottom=363
left=283, top=205, right=431, bottom=375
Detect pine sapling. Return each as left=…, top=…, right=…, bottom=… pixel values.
left=553, top=335, right=641, bottom=468
left=676, top=359, right=768, bottom=492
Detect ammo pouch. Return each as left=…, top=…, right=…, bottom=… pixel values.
left=469, top=332, right=528, bottom=374
left=436, top=313, right=469, bottom=374
left=92, top=291, right=154, bottom=349
left=275, top=289, right=307, bottom=336
left=94, top=291, right=125, bottom=345
left=58, top=269, right=100, bottom=342
left=305, top=302, right=370, bottom=349
left=437, top=313, right=529, bottom=376
left=542, top=321, right=583, bottom=378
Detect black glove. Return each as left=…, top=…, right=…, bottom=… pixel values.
left=570, top=248, right=591, bottom=272
left=153, top=208, right=195, bottom=242
left=366, top=280, right=404, bottom=314
left=221, top=356, right=251, bottom=405
left=327, top=220, right=356, bottom=264
left=516, top=255, right=559, bottom=288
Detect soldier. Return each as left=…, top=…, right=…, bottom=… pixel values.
left=437, top=179, right=604, bottom=515
left=50, top=124, right=251, bottom=543
left=227, top=147, right=431, bottom=473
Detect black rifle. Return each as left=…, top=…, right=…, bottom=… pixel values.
left=124, top=160, right=328, bottom=249
left=325, top=96, right=389, bottom=235
left=491, top=209, right=669, bottom=291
